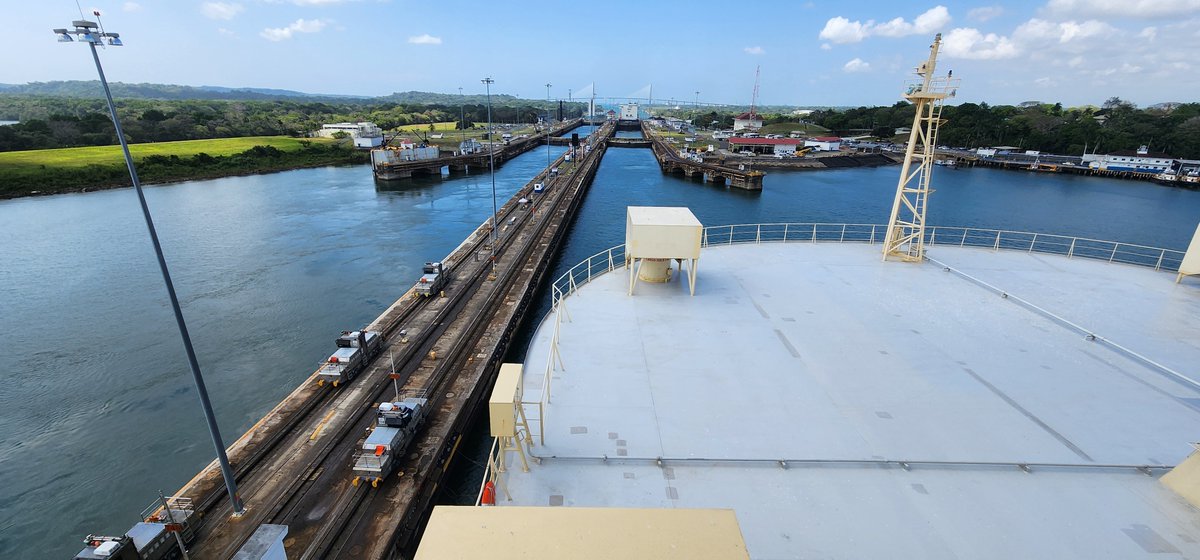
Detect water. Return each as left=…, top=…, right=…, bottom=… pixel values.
left=4, top=144, right=1200, bottom=557
left=558, top=125, right=595, bottom=138
left=0, top=147, right=564, bottom=559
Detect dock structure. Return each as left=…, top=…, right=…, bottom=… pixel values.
left=176, top=122, right=616, bottom=559
left=951, top=154, right=1167, bottom=181
left=373, top=119, right=584, bottom=180
left=644, top=124, right=764, bottom=191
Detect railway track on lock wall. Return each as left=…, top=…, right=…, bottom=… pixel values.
left=301, top=126, right=614, bottom=560
left=186, top=126, right=610, bottom=558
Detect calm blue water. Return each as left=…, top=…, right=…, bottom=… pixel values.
left=3, top=144, right=1199, bottom=557
left=559, top=125, right=595, bottom=138
left=0, top=147, right=565, bottom=559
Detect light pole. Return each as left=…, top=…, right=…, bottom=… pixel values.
left=53, top=18, right=244, bottom=515
left=482, top=77, right=497, bottom=279
left=458, top=86, right=465, bottom=149
left=545, top=82, right=552, bottom=168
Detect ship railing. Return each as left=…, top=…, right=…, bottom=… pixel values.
left=532, top=223, right=1185, bottom=444
left=922, top=226, right=1185, bottom=271
left=140, top=495, right=194, bottom=524
left=696, top=223, right=1185, bottom=272
left=545, top=225, right=1186, bottom=311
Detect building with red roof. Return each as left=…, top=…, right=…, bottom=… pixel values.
left=733, top=111, right=763, bottom=132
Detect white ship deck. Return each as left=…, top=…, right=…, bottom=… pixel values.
left=507, top=242, right=1200, bottom=559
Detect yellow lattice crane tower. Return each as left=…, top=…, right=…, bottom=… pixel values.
left=882, top=33, right=959, bottom=261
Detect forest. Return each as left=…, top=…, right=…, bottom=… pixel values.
left=797, top=98, right=1200, bottom=159
left=0, top=94, right=586, bottom=152
left=4, top=83, right=1198, bottom=160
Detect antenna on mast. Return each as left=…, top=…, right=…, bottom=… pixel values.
left=750, top=66, right=760, bottom=118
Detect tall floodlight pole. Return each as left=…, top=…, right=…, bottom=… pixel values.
left=53, top=18, right=245, bottom=515
left=482, top=77, right=498, bottom=279
left=545, top=82, right=553, bottom=168
left=458, top=86, right=465, bottom=147
left=882, top=33, right=957, bottom=262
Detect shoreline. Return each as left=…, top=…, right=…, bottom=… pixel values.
left=0, top=152, right=367, bottom=201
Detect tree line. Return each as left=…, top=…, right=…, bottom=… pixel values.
left=0, top=96, right=587, bottom=152
left=803, top=98, right=1200, bottom=159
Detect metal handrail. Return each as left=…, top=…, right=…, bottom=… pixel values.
left=547, top=224, right=1185, bottom=310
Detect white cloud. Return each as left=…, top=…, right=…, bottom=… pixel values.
left=217, top=27, right=235, bottom=36
left=123, top=1, right=141, bottom=11
left=1034, top=76, right=1054, bottom=86
left=1044, top=0, right=1200, bottom=19
left=819, top=6, right=950, bottom=44
left=913, top=6, right=952, bottom=32
left=1139, top=26, right=1157, bottom=40
left=942, top=27, right=1019, bottom=59
left=291, top=0, right=352, bottom=4
left=201, top=2, right=243, bottom=20
left=200, top=1, right=242, bottom=20
left=820, top=43, right=832, bottom=50
left=408, top=34, right=442, bottom=45
left=744, top=46, right=765, bottom=55
left=1013, top=18, right=1115, bottom=45
left=967, top=6, right=1003, bottom=21
left=1090, top=62, right=1144, bottom=77
left=843, top=58, right=871, bottom=72
left=260, top=18, right=327, bottom=41
left=819, top=16, right=867, bottom=43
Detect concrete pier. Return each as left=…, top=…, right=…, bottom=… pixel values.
left=174, top=122, right=617, bottom=559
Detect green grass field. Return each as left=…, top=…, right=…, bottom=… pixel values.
left=0, top=136, right=332, bottom=169
left=393, top=121, right=460, bottom=134
left=757, top=122, right=829, bottom=136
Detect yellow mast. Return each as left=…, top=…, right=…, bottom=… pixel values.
left=882, top=34, right=958, bottom=261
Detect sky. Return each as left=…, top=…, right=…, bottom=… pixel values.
left=4, top=0, right=1200, bottom=108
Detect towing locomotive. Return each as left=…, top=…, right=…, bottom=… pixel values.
left=317, top=330, right=383, bottom=387
left=351, top=396, right=429, bottom=488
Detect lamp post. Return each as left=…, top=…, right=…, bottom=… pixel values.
left=458, top=86, right=465, bottom=148
left=482, top=77, right=497, bottom=279
left=53, top=18, right=244, bottom=515
left=545, top=82, right=552, bottom=168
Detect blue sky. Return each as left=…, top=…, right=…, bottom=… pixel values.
left=5, top=0, right=1199, bottom=107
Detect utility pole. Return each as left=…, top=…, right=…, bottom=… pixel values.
left=546, top=82, right=552, bottom=168
left=482, top=77, right=498, bottom=280
left=458, top=86, right=465, bottom=148
left=53, top=16, right=244, bottom=515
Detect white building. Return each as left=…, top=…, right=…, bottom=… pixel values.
left=318, top=122, right=384, bottom=148
left=619, top=104, right=640, bottom=120
left=728, top=137, right=802, bottom=156
left=804, top=136, right=842, bottom=151
left=732, top=111, right=762, bottom=132
left=1083, top=145, right=1174, bottom=173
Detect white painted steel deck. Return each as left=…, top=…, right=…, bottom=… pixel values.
left=507, top=241, right=1200, bottom=559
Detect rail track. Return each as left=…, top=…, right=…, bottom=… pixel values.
left=184, top=123, right=613, bottom=558
left=291, top=128, right=612, bottom=558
